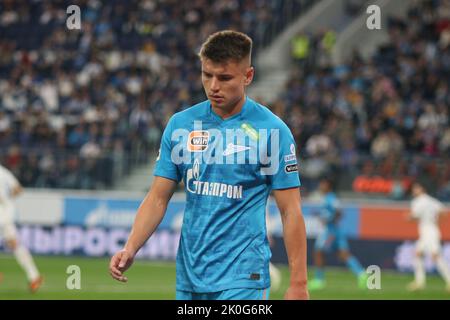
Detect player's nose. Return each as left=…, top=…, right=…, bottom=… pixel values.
left=210, top=77, right=220, bottom=92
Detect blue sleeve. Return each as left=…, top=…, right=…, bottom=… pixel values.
left=153, top=117, right=181, bottom=182
left=320, top=208, right=333, bottom=222
left=268, top=123, right=301, bottom=190
left=321, top=195, right=340, bottom=222
left=331, top=197, right=341, bottom=211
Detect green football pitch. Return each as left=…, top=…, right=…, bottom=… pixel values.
left=0, top=254, right=449, bottom=300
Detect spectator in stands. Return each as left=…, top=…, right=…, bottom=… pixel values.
left=0, top=0, right=310, bottom=189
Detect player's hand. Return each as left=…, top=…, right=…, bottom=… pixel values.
left=284, top=283, right=309, bottom=300
left=109, top=249, right=134, bottom=282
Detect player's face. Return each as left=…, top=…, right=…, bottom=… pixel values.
left=319, top=181, right=329, bottom=193
left=412, top=184, right=424, bottom=197
left=201, top=58, right=254, bottom=116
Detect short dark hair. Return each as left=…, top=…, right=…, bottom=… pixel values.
left=199, top=30, right=252, bottom=64
left=412, top=180, right=428, bottom=192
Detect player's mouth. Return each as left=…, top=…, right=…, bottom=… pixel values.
left=210, top=95, right=224, bottom=103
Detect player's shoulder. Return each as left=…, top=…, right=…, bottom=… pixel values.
left=167, top=100, right=209, bottom=126
left=422, top=194, right=440, bottom=205
left=0, top=165, right=17, bottom=184
left=247, top=98, right=293, bottom=132
left=426, top=194, right=445, bottom=209
left=412, top=194, right=436, bottom=207
left=326, top=192, right=339, bottom=202
left=0, top=165, right=11, bottom=177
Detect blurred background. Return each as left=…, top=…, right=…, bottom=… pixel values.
left=0, top=0, right=449, bottom=299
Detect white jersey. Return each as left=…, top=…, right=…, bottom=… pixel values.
left=0, top=165, right=20, bottom=238
left=411, top=194, right=445, bottom=239
left=0, top=164, right=20, bottom=205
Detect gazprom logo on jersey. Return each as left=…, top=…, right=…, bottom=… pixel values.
left=186, top=159, right=243, bottom=199
left=171, top=121, right=280, bottom=175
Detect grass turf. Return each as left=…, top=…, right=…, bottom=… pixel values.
left=0, top=254, right=449, bottom=300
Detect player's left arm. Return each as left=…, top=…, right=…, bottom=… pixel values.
left=273, top=187, right=309, bottom=300
left=437, top=202, right=448, bottom=225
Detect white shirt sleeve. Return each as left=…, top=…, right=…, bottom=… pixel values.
left=0, top=165, right=20, bottom=200
left=434, top=199, right=445, bottom=215
left=411, top=200, right=421, bottom=219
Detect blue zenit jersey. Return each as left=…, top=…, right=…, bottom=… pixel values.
left=154, top=97, right=300, bottom=292
left=319, top=192, right=341, bottom=227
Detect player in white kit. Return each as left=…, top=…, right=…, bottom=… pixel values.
left=0, top=164, right=43, bottom=292
left=407, top=182, right=450, bottom=292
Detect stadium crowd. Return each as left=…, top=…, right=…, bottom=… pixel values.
left=279, top=0, right=450, bottom=199
left=0, top=0, right=309, bottom=189
left=0, top=0, right=448, bottom=200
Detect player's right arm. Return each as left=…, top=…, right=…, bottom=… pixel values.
left=109, top=176, right=177, bottom=282
left=406, top=200, right=420, bottom=221
left=436, top=201, right=447, bottom=225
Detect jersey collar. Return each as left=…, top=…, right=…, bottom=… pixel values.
left=208, top=96, right=251, bottom=124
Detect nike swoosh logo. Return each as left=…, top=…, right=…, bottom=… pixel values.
left=222, top=143, right=251, bottom=156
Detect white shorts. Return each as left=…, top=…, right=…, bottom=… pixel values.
left=416, top=234, right=441, bottom=255
left=0, top=202, right=18, bottom=240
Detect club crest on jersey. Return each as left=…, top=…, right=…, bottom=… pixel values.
left=187, top=130, right=209, bottom=152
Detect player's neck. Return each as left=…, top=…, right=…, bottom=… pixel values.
left=212, top=95, right=246, bottom=120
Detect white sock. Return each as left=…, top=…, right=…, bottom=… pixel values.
left=14, top=245, right=40, bottom=282
left=413, top=256, right=425, bottom=285
left=435, top=256, right=450, bottom=284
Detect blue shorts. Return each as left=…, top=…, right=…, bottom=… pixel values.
left=314, top=227, right=349, bottom=252
left=176, top=287, right=270, bottom=300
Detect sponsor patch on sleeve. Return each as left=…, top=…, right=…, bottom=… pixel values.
left=284, top=154, right=297, bottom=162
left=285, top=163, right=298, bottom=173
left=187, top=130, right=209, bottom=152
left=284, top=144, right=297, bottom=162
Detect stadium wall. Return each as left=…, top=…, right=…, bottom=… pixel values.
left=1, top=190, right=449, bottom=272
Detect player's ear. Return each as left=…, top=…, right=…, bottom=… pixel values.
left=244, top=66, right=254, bottom=86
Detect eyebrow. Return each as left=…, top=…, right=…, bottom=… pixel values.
left=202, top=71, right=233, bottom=77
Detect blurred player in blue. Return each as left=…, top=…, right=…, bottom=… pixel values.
left=109, top=30, right=309, bottom=300
left=308, top=178, right=367, bottom=290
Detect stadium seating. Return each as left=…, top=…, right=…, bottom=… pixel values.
left=0, top=0, right=311, bottom=189
left=278, top=0, right=450, bottom=199
left=0, top=0, right=448, bottom=200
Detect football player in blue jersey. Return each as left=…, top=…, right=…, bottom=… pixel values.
left=308, top=178, right=367, bottom=290
left=109, top=30, right=309, bottom=300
